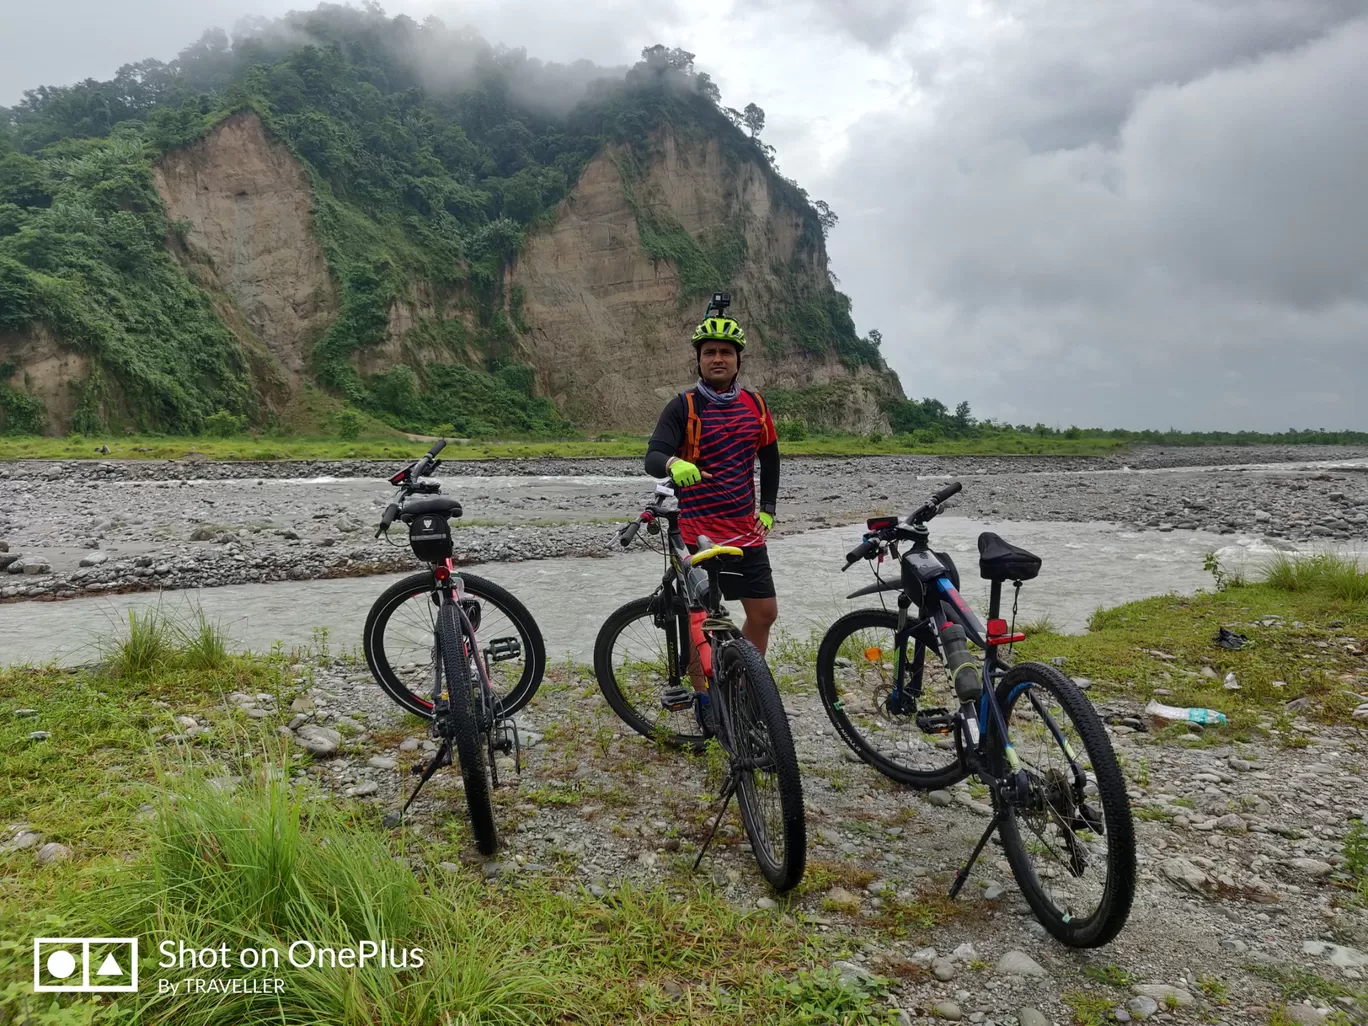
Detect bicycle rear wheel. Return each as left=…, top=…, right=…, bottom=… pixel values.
left=594, top=594, right=707, bottom=751
left=719, top=640, right=805, bottom=892
left=992, top=662, right=1134, bottom=947
left=366, top=571, right=546, bottom=720
left=438, top=603, right=498, bottom=855
left=816, top=608, right=964, bottom=790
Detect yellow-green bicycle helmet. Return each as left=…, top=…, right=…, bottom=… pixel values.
left=691, top=316, right=746, bottom=350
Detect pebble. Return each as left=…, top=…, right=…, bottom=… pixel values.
left=755, top=897, right=777, bottom=910
left=996, top=950, right=1047, bottom=978
left=368, top=756, right=398, bottom=770
left=932, top=957, right=957, bottom=981
left=927, top=790, right=954, bottom=807
left=6, top=830, right=42, bottom=850
left=982, top=882, right=1005, bottom=901
left=1016, top=1009, right=1049, bottom=1026
left=1215, top=813, right=1248, bottom=833
left=1302, top=940, right=1368, bottom=968
left=1284, top=858, right=1333, bottom=879
left=1126, top=995, right=1159, bottom=1020
left=36, top=842, right=72, bottom=864
left=1219, top=937, right=1249, bottom=954
left=933, top=1001, right=963, bottom=1021
left=349, top=781, right=379, bottom=796
left=1283, top=1004, right=1327, bottom=1025
left=832, top=961, right=878, bottom=986
left=294, top=725, right=341, bottom=756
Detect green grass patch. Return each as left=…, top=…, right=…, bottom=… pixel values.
left=1, top=626, right=897, bottom=1025
left=1012, top=573, right=1368, bottom=726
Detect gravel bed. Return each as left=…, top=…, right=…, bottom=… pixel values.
left=3, top=446, right=1368, bottom=603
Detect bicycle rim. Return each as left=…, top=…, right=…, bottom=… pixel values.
left=993, top=662, right=1135, bottom=947
left=366, top=571, right=545, bottom=719
left=594, top=595, right=707, bottom=750
left=816, top=608, right=964, bottom=789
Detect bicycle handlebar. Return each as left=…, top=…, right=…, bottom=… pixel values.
left=618, top=521, right=641, bottom=548
left=931, top=481, right=962, bottom=505
left=376, top=441, right=448, bottom=536
left=842, top=538, right=879, bottom=570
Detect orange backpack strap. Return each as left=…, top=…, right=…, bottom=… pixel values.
left=743, top=389, right=774, bottom=443
left=681, top=391, right=702, bottom=464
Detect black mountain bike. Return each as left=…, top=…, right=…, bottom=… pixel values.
left=816, top=481, right=1135, bottom=947
left=595, top=483, right=806, bottom=891
left=364, top=441, right=546, bottom=855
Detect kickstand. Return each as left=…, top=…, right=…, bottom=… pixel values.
left=947, top=810, right=1003, bottom=900
left=382, top=740, right=451, bottom=829
left=691, top=775, right=737, bottom=873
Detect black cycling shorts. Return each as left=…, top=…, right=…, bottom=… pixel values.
left=689, top=544, right=776, bottom=601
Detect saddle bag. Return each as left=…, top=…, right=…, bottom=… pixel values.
left=407, top=512, right=454, bottom=562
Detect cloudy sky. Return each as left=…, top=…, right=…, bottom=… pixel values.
left=4, top=1, right=1365, bottom=431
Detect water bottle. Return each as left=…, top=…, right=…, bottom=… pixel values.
left=938, top=623, right=982, bottom=701
left=1144, top=699, right=1228, bottom=728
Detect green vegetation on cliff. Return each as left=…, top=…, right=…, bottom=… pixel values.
left=0, top=6, right=868, bottom=436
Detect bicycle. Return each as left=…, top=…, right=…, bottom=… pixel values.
left=815, top=481, right=1135, bottom=947
left=595, top=482, right=806, bottom=891
left=365, top=440, right=546, bottom=855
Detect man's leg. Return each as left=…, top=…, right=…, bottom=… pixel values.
left=740, top=597, right=778, bottom=654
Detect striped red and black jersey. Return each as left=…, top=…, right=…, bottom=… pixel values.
left=647, top=388, right=778, bottom=548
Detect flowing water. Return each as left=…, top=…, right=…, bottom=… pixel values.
left=0, top=517, right=1314, bottom=667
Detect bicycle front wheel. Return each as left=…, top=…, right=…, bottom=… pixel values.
left=719, top=640, right=806, bottom=892
left=816, top=608, right=964, bottom=790
left=993, top=662, right=1135, bottom=947
left=366, top=571, right=546, bottom=720
left=438, top=603, right=498, bottom=855
left=594, top=595, right=708, bottom=751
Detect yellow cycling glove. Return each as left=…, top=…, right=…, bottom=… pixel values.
left=669, top=459, right=703, bottom=487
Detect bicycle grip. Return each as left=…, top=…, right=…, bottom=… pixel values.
left=931, top=481, right=963, bottom=504
left=376, top=502, right=400, bottom=537
left=618, top=521, right=641, bottom=548
left=427, top=439, right=447, bottom=458
left=843, top=538, right=878, bottom=569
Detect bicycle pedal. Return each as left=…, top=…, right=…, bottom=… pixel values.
left=486, top=636, right=520, bottom=662
left=915, top=707, right=955, bottom=735
left=661, top=685, right=693, bottom=711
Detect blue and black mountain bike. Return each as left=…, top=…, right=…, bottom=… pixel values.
left=816, top=481, right=1135, bottom=947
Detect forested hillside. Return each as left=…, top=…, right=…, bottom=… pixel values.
left=0, top=5, right=890, bottom=437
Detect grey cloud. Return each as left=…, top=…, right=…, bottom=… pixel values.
left=824, top=13, right=1368, bottom=430
left=729, top=0, right=924, bottom=52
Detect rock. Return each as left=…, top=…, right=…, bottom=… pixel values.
left=438, top=861, right=461, bottom=873
left=28, top=731, right=51, bottom=741
left=79, top=551, right=110, bottom=567
left=36, top=842, right=72, bottom=864
left=831, top=960, right=876, bottom=987
left=294, top=725, right=341, bottom=756
left=398, top=738, right=420, bottom=752
left=932, top=958, right=958, bottom=981
left=951, top=942, right=978, bottom=961
left=1301, top=940, right=1368, bottom=968
left=22, top=560, right=52, bottom=575
left=996, top=950, right=1047, bottom=978
left=1254, top=509, right=1272, bottom=522
left=290, top=695, right=315, bottom=713
left=825, top=887, right=862, bottom=912
left=1072, top=677, right=1093, bottom=690
left=1131, top=984, right=1194, bottom=1008
left=5, top=830, right=42, bottom=851
left=983, top=882, right=1006, bottom=901
left=1282, top=1004, right=1327, bottom=1025
left=927, top=790, right=954, bottom=807
left=1215, top=813, right=1248, bottom=833
left=756, top=897, right=778, bottom=910
left=1161, top=857, right=1212, bottom=893
left=190, top=527, right=215, bottom=541
left=368, top=756, right=397, bottom=770
left=349, top=781, right=379, bottom=796
left=1017, top=1009, right=1049, bottom=1026
left=481, top=861, right=514, bottom=879
left=1285, top=858, right=1333, bottom=879
left=14, top=708, right=38, bottom=718
left=1228, top=757, right=1255, bottom=772
left=0, top=553, right=19, bottom=569
left=1220, top=937, right=1249, bottom=954
left=1126, top=996, right=1159, bottom=1020
left=933, top=1001, right=963, bottom=1021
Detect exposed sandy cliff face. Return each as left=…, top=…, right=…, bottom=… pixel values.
left=0, top=330, right=89, bottom=433
left=152, top=113, right=338, bottom=380
left=512, top=131, right=894, bottom=432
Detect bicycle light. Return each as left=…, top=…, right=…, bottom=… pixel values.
left=433, top=565, right=450, bottom=581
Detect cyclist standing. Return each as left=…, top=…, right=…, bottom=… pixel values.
left=644, top=295, right=780, bottom=732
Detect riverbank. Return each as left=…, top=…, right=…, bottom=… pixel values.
left=2, top=569, right=1364, bottom=1024
left=2, top=447, right=1367, bottom=604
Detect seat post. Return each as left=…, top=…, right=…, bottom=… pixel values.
left=988, top=579, right=1003, bottom=621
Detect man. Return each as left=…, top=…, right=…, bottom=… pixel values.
left=644, top=310, right=780, bottom=733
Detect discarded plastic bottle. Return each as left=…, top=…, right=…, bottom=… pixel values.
left=1144, top=699, right=1228, bottom=728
